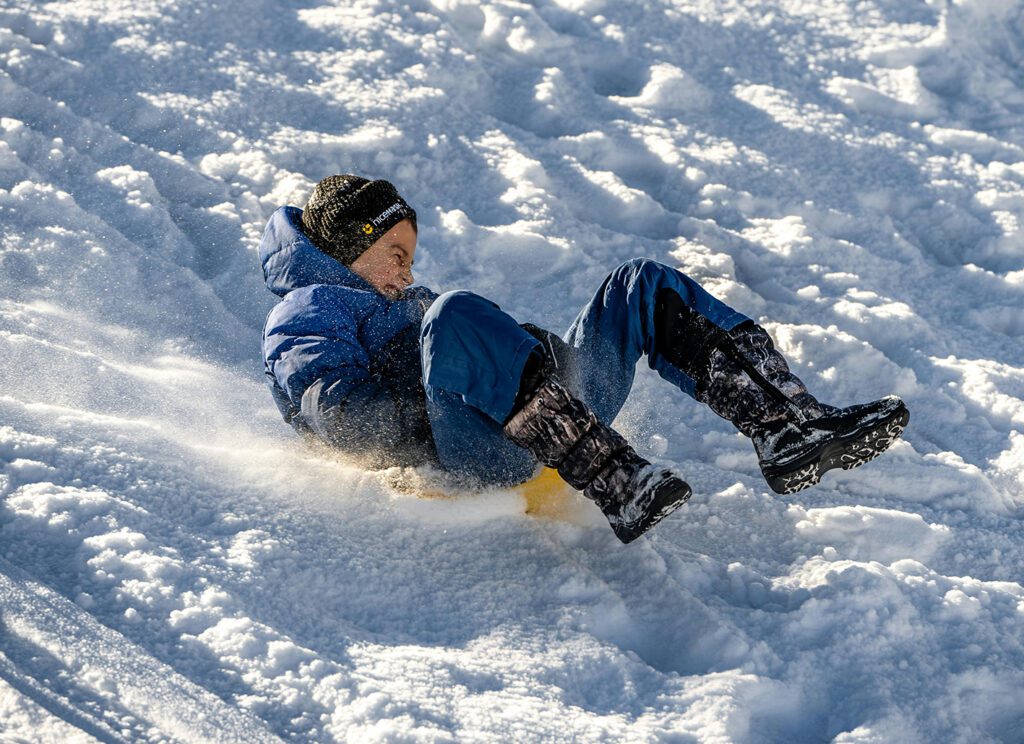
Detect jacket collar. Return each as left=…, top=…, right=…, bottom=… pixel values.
left=259, top=206, right=378, bottom=297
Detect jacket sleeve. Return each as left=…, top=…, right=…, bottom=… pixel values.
left=300, top=360, right=416, bottom=458
left=265, top=298, right=409, bottom=458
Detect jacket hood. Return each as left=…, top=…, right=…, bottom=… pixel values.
left=259, top=206, right=376, bottom=297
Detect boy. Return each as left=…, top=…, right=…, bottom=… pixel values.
left=260, top=175, right=908, bottom=543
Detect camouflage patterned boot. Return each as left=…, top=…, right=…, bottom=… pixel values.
left=699, top=324, right=909, bottom=494
left=655, top=289, right=909, bottom=494
left=504, top=376, right=691, bottom=543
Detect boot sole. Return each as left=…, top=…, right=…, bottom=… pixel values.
left=764, top=404, right=910, bottom=495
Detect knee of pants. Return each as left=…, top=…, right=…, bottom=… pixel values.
left=420, top=290, right=492, bottom=342
left=420, top=289, right=497, bottom=379
left=419, top=288, right=491, bottom=323
left=602, top=258, right=711, bottom=315
left=607, top=257, right=679, bottom=288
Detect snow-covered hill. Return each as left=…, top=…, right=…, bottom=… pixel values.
left=2, top=0, right=1023, bottom=741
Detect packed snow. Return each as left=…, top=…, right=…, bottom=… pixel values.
left=2, top=0, right=1023, bottom=741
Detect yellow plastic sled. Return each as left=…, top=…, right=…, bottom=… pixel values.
left=517, top=467, right=580, bottom=520
left=397, top=466, right=581, bottom=521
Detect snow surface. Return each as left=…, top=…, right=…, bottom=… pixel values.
left=2, top=0, right=1024, bottom=741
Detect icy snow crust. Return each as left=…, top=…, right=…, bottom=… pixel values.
left=2, top=0, right=1024, bottom=740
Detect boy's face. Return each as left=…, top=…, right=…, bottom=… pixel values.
left=349, top=219, right=418, bottom=300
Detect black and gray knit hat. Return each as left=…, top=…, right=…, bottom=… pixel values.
left=300, top=175, right=417, bottom=265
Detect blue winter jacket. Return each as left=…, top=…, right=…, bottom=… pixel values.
left=260, top=206, right=439, bottom=466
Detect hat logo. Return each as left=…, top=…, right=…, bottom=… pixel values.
left=371, top=202, right=406, bottom=227
left=362, top=223, right=374, bottom=235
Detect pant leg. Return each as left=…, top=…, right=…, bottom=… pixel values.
left=420, top=265, right=749, bottom=485
left=564, top=258, right=751, bottom=425
left=420, top=290, right=541, bottom=486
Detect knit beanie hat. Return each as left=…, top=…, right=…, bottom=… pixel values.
left=300, top=175, right=417, bottom=265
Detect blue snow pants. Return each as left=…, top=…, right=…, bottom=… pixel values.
left=419, top=258, right=751, bottom=486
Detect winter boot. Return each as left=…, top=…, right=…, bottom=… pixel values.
left=504, top=373, right=691, bottom=543
left=655, top=289, right=909, bottom=494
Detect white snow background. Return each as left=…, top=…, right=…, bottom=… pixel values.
left=2, top=0, right=1024, bottom=741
